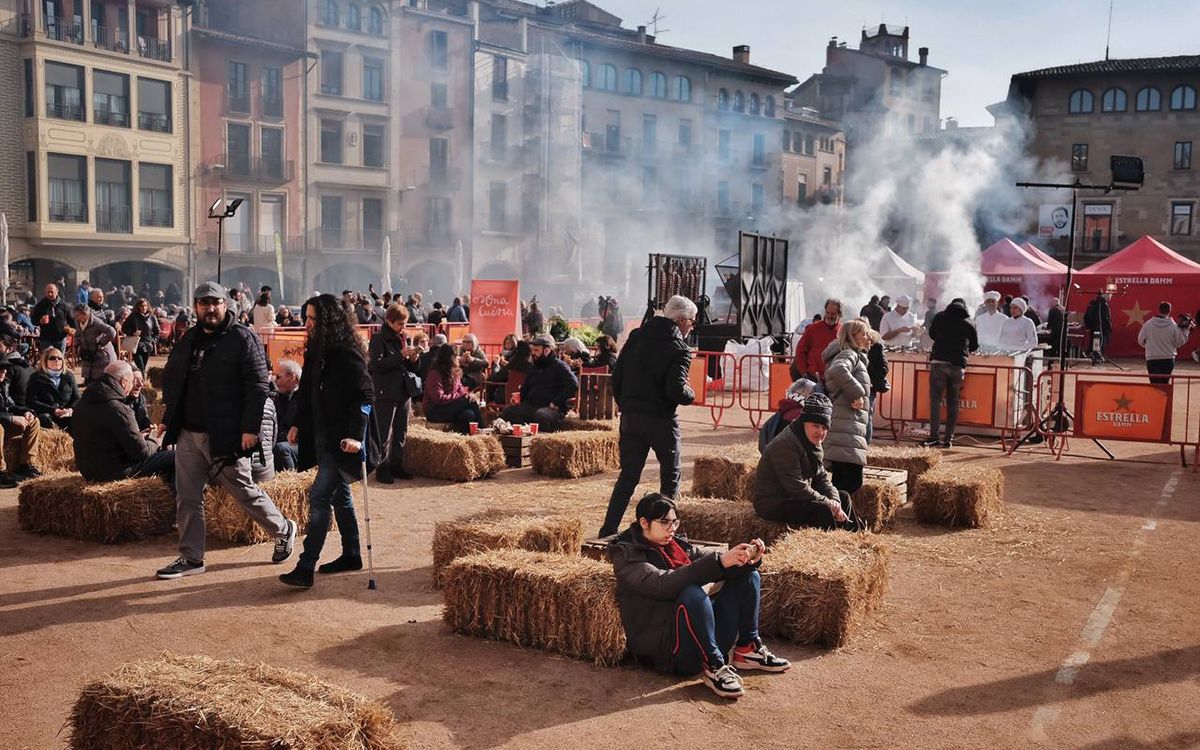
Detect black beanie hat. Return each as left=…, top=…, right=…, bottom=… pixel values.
left=797, top=392, right=833, bottom=428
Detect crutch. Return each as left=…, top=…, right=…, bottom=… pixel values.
left=358, top=404, right=377, bottom=590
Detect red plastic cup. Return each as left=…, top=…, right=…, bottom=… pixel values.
left=512, top=424, right=524, bottom=437
left=468, top=422, right=479, bottom=436
left=529, top=423, right=539, bottom=435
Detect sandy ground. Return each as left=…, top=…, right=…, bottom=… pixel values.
left=1, top=360, right=1198, bottom=749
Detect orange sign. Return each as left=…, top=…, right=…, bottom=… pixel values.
left=688, top=356, right=707, bottom=405
left=265, top=331, right=308, bottom=369
left=914, top=370, right=997, bottom=428
left=1074, top=382, right=1171, bottom=442
left=768, top=362, right=793, bottom=408
left=469, top=279, right=519, bottom=345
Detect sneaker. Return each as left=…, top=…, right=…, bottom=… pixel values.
left=279, top=566, right=314, bottom=588
left=156, top=556, right=205, bottom=579
left=732, top=640, right=791, bottom=673
left=0, top=472, right=18, bottom=489
left=15, top=465, right=41, bottom=480
left=701, top=664, right=745, bottom=699
left=919, top=438, right=941, bottom=448
left=940, top=438, right=954, bottom=449
left=272, top=519, right=297, bottom=564
left=317, top=555, right=363, bottom=574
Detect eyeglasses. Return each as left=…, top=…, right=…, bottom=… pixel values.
left=654, top=516, right=682, bottom=529
left=47, top=356, right=64, bottom=361
left=196, top=298, right=225, bottom=308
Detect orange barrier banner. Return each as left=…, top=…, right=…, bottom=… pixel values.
left=1074, top=381, right=1171, bottom=442
left=444, top=322, right=470, bottom=344
left=768, top=362, right=792, bottom=408
left=469, top=279, right=519, bottom=345
left=688, top=358, right=707, bottom=406
left=913, top=370, right=998, bottom=428
left=265, top=331, right=308, bottom=368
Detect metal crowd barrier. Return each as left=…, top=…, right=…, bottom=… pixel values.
left=734, top=353, right=795, bottom=429
left=686, top=351, right=738, bottom=428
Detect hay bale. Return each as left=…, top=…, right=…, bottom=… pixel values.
left=146, top=365, right=165, bottom=388
left=431, top=511, right=584, bottom=587
left=205, top=469, right=316, bottom=544
left=17, top=472, right=174, bottom=543
left=69, top=652, right=403, bottom=750
left=442, top=549, right=626, bottom=666
left=34, top=427, right=75, bottom=473
left=561, top=417, right=618, bottom=432
left=867, top=445, right=942, bottom=493
left=403, top=426, right=505, bottom=482
left=911, top=464, right=1005, bottom=528
left=530, top=430, right=620, bottom=479
left=674, top=497, right=791, bottom=548
left=691, top=443, right=759, bottom=502
left=759, top=529, right=890, bottom=648
left=851, top=478, right=904, bottom=533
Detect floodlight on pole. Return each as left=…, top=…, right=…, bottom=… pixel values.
left=208, top=198, right=244, bottom=284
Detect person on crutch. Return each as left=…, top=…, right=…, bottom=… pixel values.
left=368, top=303, right=417, bottom=482
left=280, top=294, right=378, bottom=589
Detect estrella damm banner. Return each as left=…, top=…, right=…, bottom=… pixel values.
left=1074, top=381, right=1171, bottom=442
left=914, top=370, right=997, bottom=428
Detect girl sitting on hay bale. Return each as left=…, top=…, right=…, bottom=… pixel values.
left=608, top=493, right=790, bottom=700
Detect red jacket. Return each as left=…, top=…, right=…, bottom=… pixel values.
left=791, top=321, right=840, bottom=380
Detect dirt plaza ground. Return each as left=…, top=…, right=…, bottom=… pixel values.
left=1, top=360, right=1197, bottom=749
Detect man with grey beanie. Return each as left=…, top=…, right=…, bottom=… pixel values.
left=154, top=281, right=296, bottom=579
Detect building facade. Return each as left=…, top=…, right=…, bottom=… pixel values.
left=1005, top=55, right=1200, bottom=262
left=779, top=100, right=845, bottom=208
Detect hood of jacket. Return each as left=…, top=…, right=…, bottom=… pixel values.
left=944, top=302, right=970, bottom=320
left=80, top=374, right=126, bottom=405
left=640, top=315, right=685, bottom=344
left=1143, top=315, right=1177, bottom=331
left=822, top=338, right=859, bottom=365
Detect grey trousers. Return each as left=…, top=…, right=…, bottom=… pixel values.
left=175, top=429, right=289, bottom=562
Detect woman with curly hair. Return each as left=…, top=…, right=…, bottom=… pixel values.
left=422, top=343, right=482, bottom=433
left=280, top=294, right=378, bottom=588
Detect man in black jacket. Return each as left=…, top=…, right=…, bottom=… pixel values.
left=31, top=283, right=74, bottom=354
left=72, top=361, right=173, bottom=484
left=0, top=336, right=35, bottom=409
left=0, top=360, right=41, bottom=488
left=923, top=298, right=979, bottom=448
left=599, top=295, right=697, bottom=537
left=499, top=334, right=578, bottom=433
left=271, top=359, right=302, bottom=472
left=368, top=304, right=417, bottom=482
left=155, top=282, right=296, bottom=580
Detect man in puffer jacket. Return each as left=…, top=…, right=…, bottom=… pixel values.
left=924, top=299, right=979, bottom=448
left=1137, top=301, right=1193, bottom=385
left=821, top=319, right=872, bottom=495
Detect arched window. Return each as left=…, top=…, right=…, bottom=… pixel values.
left=749, top=93, right=760, bottom=115
left=649, top=72, right=667, bottom=98
left=672, top=75, right=691, bottom=102
left=346, top=3, right=360, bottom=30
left=1101, top=88, right=1126, bottom=112
left=368, top=6, right=384, bottom=34
left=321, top=0, right=338, bottom=26
left=718, top=88, right=729, bottom=111
left=1135, top=86, right=1161, bottom=111
left=598, top=63, right=617, bottom=91
left=624, top=68, right=642, bottom=95
left=733, top=90, right=745, bottom=112
left=1068, top=88, right=1093, bottom=114
left=1170, top=84, right=1196, bottom=111
left=579, top=60, right=590, bottom=88
left=764, top=95, right=776, bottom=117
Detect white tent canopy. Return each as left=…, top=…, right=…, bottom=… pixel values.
left=870, top=247, right=925, bottom=301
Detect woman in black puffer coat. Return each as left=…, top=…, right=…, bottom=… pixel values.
left=121, top=298, right=160, bottom=374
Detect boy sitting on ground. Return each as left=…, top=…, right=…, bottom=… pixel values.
left=607, top=493, right=790, bottom=699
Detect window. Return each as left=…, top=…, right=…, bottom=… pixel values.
left=227, top=61, right=248, bottom=112
left=1068, top=88, right=1093, bottom=114
left=650, top=72, right=667, bottom=99
left=796, top=174, right=807, bottom=204
left=1175, top=141, right=1192, bottom=170
left=26, top=152, right=36, bottom=221
left=95, top=158, right=131, bottom=233
left=1135, top=86, right=1162, bottom=111
left=430, top=82, right=447, bottom=107
left=23, top=59, right=33, bottom=118
left=93, top=70, right=129, bottom=127
left=782, top=130, right=791, bottom=151
left=598, top=64, right=617, bottom=91
left=44, top=62, right=84, bottom=121
left=262, top=67, right=282, bottom=117
left=368, top=6, right=384, bottom=34
left=718, top=129, right=731, bottom=160
left=624, top=68, right=642, bottom=96
left=717, top=180, right=730, bottom=214
left=804, top=134, right=814, bottom=155
left=1171, top=202, right=1194, bottom=235
left=752, top=133, right=765, bottom=167
left=321, top=51, right=343, bottom=95
left=429, top=138, right=448, bottom=183
left=579, top=60, right=590, bottom=88
left=138, top=163, right=172, bottom=227
left=1071, top=143, right=1088, bottom=171
left=672, top=75, right=690, bottom=102
left=490, top=114, right=506, bottom=160
left=363, top=59, right=384, bottom=101
left=429, top=31, right=448, bottom=70
left=889, top=68, right=903, bottom=96
left=678, top=119, right=692, bottom=148
left=493, top=55, right=508, bottom=101
left=137, top=78, right=171, bottom=132
left=320, top=119, right=343, bottom=163
left=426, top=196, right=451, bottom=240
left=906, top=113, right=915, bottom=132
left=48, top=154, right=86, bottom=222
left=320, top=196, right=343, bottom=246
left=823, top=166, right=832, bottom=186
left=642, top=166, right=657, bottom=204
left=363, top=124, right=384, bottom=167
left=346, top=3, right=360, bottom=30
left=227, top=123, right=251, bottom=175
left=488, top=182, right=506, bottom=231
left=733, top=90, right=744, bottom=113
left=362, top=197, right=382, bottom=247
left=1101, top=87, right=1126, bottom=112
left=718, top=88, right=729, bottom=111
left=321, top=0, right=338, bottom=26
left=751, top=183, right=763, bottom=215
left=749, top=93, right=760, bottom=115
left=605, top=109, right=620, bottom=152
left=260, top=127, right=283, bottom=178
left=642, top=114, right=656, bottom=155
left=1082, top=203, right=1113, bottom=252
left=764, top=95, right=775, bottom=117
left=1170, top=84, right=1196, bottom=111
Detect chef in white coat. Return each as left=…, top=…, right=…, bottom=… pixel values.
left=880, top=295, right=921, bottom=347
left=999, top=297, right=1039, bottom=351
left=975, top=291, right=1007, bottom=349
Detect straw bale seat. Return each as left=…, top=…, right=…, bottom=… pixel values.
left=851, top=477, right=905, bottom=533
left=911, top=464, right=1005, bottom=528
left=867, top=445, right=942, bottom=493
left=530, top=430, right=620, bottom=478
left=204, top=469, right=317, bottom=544
left=674, top=496, right=792, bottom=548
left=691, top=444, right=760, bottom=502
left=34, top=427, right=75, bottom=473
left=403, top=426, right=505, bottom=482
left=17, top=471, right=174, bottom=543
left=431, top=511, right=583, bottom=587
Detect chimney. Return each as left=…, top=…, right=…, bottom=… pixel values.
left=918, top=47, right=928, bottom=66
left=637, top=25, right=646, bottom=43
left=733, top=45, right=750, bottom=64
left=828, top=36, right=838, bottom=49
left=945, top=117, right=958, bottom=130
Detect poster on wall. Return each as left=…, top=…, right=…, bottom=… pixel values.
left=1074, top=381, right=1171, bottom=442
left=469, top=279, right=520, bottom=345
left=1039, top=204, right=1071, bottom=239
left=913, top=370, right=998, bottom=428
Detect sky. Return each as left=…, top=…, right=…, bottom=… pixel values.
left=594, top=0, right=1200, bottom=127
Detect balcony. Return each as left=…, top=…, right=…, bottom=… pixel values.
left=46, top=100, right=84, bottom=121
left=204, top=232, right=294, bottom=254
left=137, top=111, right=171, bottom=133
left=135, top=36, right=171, bottom=62
left=94, top=106, right=130, bottom=128
left=320, top=83, right=342, bottom=96
left=306, top=227, right=389, bottom=252
left=49, top=201, right=87, bottom=223
left=96, top=205, right=132, bottom=233
left=262, top=97, right=283, bottom=118
left=91, top=25, right=130, bottom=53
left=226, top=95, right=251, bottom=116
left=426, top=106, right=455, bottom=130
left=41, top=16, right=85, bottom=44
left=140, top=207, right=173, bottom=228
left=211, top=158, right=296, bottom=184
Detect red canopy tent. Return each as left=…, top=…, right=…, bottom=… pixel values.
left=1074, top=235, right=1200, bottom=358
left=1022, top=241, right=1072, bottom=274
left=980, top=238, right=1065, bottom=310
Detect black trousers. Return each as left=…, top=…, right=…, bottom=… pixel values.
left=829, top=461, right=864, bottom=496
left=764, top=490, right=858, bottom=531
left=376, top=398, right=410, bottom=471
left=599, top=413, right=681, bottom=537
left=1147, top=358, right=1175, bottom=385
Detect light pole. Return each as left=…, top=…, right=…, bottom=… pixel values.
left=207, top=197, right=243, bottom=285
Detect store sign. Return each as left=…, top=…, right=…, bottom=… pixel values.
left=1074, top=382, right=1171, bottom=442
left=469, top=279, right=519, bottom=345
left=913, top=370, right=997, bottom=428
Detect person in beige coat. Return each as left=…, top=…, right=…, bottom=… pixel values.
left=820, top=318, right=872, bottom=495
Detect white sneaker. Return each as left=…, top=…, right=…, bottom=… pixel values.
left=702, top=664, right=745, bottom=699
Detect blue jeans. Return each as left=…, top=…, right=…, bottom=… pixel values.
left=669, top=570, right=761, bottom=674
left=273, top=441, right=299, bottom=472
left=126, top=448, right=176, bottom=487
left=297, top=447, right=359, bottom=571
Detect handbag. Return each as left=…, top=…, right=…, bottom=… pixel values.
left=403, top=371, right=423, bottom=400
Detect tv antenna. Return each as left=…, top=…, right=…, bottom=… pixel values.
left=647, top=7, right=669, bottom=36
left=1104, top=0, right=1115, bottom=60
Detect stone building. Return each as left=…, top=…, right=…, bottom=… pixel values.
left=779, top=98, right=845, bottom=208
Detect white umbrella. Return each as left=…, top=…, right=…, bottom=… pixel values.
left=381, top=235, right=392, bottom=293
left=455, top=239, right=465, bottom=295
left=0, top=213, right=9, bottom=305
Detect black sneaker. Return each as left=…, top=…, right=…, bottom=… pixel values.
left=317, top=555, right=363, bottom=574
left=941, top=438, right=954, bottom=449
left=732, top=640, right=791, bottom=673
left=0, top=472, right=18, bottom=489
left=701, top=664, right=744, bottom=699
left=156, top=556, right=205, bottom=579
left=919, top=438, right=941, bottom=448
left=272, top=519, right=297, bottom=564
left=279, top=566, right=314, bottom=588
left=15, top=465, right=41, bottom=480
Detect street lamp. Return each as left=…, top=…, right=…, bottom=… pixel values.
left=207, top=197, right=243, bottom=285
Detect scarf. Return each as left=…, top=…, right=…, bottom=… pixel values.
left=48, top=370, right=63, bottom=388
left=658, top=537, right=691, bottom=569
